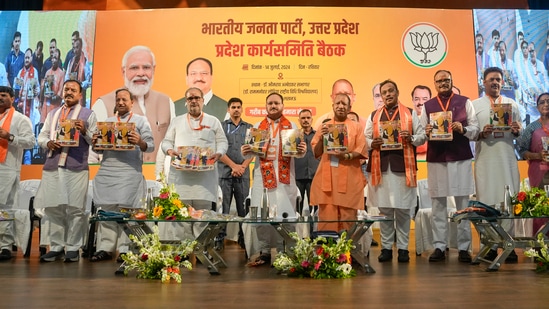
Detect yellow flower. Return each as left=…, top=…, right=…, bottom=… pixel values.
left=173, top=199, right=183, bottom=209
left=153, top=206, right=164, bottom=217
left=345, top=252, right=351, bottom=264
left=514, top=204, right=522, bottom=216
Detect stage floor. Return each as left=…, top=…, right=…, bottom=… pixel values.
left=0, top=228, right=548, bottom=308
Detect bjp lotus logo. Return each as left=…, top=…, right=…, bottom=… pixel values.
left=402, top=23, right=448, bottom=68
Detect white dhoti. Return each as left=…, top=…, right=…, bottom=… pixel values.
left=35, top=169, right=89, bottom=252
left=427, top=161, right=474, bottom=251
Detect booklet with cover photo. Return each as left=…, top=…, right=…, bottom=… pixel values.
left=379, top=120, right=402, bottom=150
left=281, top=129, right=304, bottom=157
left=94, top=122, right=115, bottom=150
left=245, top=128, right=269, bottom=158
left=114, top=122, right=136, bottom=150
left=171, top=146, right=215, bottom=171
left=491, top=103, right=512, bottom=132
left=56, top=119, right=79, bottom=147
left=323, top=124, right=348, bottom=154
left=429, top=111, right=453, bottom=141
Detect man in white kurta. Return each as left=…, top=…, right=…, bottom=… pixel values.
left=90, top=89, right=154, bottom=262
left=241, top=92, right=306, bottom=264
left=365, top=80, right=426, bottom=263
left=162, top=87, right=227, bottom=239
left=473, top=67, right=522, bottom=262
left=35, top=80, right=97, bottom=263
left=0, top=86, right=35, bottom=260
left=420, top=70, right=479, bottom=263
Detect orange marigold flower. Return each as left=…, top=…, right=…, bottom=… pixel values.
left=153, top=206, right=164, bottom=217
left=514, top=204, right=522, bottom=215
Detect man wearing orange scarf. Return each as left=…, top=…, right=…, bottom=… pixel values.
left=311, top=93, right=368, bottom=234
left=0, top=86, right=35, bottom=261
left=241, top=92, right=306, bottom=265
left=365, top=80, right=426, bottom=263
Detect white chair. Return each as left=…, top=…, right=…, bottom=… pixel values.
left=414, top=179, right=458, bottom=255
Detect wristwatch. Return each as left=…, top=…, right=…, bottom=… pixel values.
left=462, top=127, right=468, bottom=134
left=8, top=134, right=14, bottom=142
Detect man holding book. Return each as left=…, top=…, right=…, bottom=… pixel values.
left=89, top=88, right=154, bottom=262
left=311, top=93, right=368, bottom=233
left=473, top=67, right=521, bottom=262
left=36, top=80, right=97, bottom=263
left=241, top=92, right=306, bottom=266
left=162, top=87, right=227, bottom=239
left=419, top=70, right=479, bottom=263
left=365, top=80, right=426, bottom=263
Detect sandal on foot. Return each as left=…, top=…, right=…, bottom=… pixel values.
left=90, top=250, right=113, bottom=262
left=247, top=254, right=270, bottom=267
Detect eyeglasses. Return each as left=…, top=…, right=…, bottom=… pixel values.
left=538, top=99, right=549, bottom=105
left=435, top=78, right=451, bottom=85
left=186, top=96, right=202, bottom=102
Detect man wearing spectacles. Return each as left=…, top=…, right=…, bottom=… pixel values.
left=174, top=57, right=228, bottom=123
left=162, top=87, right=228, bottom=239
left=419, top=70, right=480, bottom=263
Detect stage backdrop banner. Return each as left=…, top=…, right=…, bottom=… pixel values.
left=8, top=6, right=488, bottom=178
left=92, top=7, right=478, bottom=125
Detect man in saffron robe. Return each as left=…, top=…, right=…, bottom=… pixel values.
left=311, top=93, right=368, bottom=233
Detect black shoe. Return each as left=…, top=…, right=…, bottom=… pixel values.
left=371, top=239, right=379, bottom=247
left=505, top=250, right=518, bottom=263
left=429, top=248, right=446, bottom=262
left=378, top=249, right=393, bottom=262
left=40, top=250, right=64, bottom=262
left=458, top=250, right=472, bottom=263
left=0, top=249, right=12, bottom=261
left=64, top=251, right=79, bottom=263
left=485, top=249, right=498, bottom=261
left=397, top=249, right=410, bottom=263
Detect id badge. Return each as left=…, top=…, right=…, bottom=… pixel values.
left=330, top=155, right=339, bottom=167
left=266, top=144, right=277, bottom=160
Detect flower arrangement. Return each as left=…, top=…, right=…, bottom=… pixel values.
left=511, top=185, right=549, bottom=217
left=122, top=225, right=197, bottom=283
left=524, top=233, right=549, bottom=273
left=150, top=172, right=191, bottom=220
left=273, top=232, right=356, bottom=279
